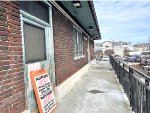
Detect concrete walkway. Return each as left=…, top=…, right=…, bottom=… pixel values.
left=53, top=61, right=134, bottom=113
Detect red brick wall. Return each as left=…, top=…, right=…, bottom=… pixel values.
left=90, top=39, right=94, bottom=60
left=52, top=7, right=89, bottom=85
left=0, top=2, right=26, bottom=113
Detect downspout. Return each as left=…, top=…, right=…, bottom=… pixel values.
left=88, top=37, right=90, bottom=63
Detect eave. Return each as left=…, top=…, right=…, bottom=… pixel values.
left=56, top=1, right=101, bottom=40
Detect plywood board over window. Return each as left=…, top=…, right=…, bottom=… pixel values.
left=23, top=23, right=47, bottom=63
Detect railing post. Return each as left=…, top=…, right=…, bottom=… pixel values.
left=129, top=68, right=133, bottom=75
left=145, top=78, right=150, bottom=113
left=146, top=89, right=150, bottom=113
left=109, top=55, right=111, bottom=64
left=145, top=79, right=149, bottom=87
left=129, top=68, right=134, bottom=109
left=114, top=59, right=117, bottom=74
left=122, top=63, right=125, bottom=92
left=118, top=60, right=120, bottom=74
left=123, top=63, right=125, bottom=68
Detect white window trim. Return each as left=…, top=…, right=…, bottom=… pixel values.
left=74, top=55, right=85, bottom=60
left=20, top=10, right=50, bottom=64
left=20, top=10, right=50, bottom=27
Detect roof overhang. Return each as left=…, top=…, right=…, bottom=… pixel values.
left=56, top=1, right=101, bottom=40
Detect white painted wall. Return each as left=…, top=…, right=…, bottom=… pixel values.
left=102, top=41, right=113, bottom=52
left=114, top=45, right=124, bottom=57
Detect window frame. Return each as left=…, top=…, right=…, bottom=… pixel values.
left=23, top=22, right=47, bottom=63
left=20, top=9, right=50, bottom=64
left=73, top=26, right=85, bottom=60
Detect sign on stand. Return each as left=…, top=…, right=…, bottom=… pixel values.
left=30, top=68, right=56, bottom=113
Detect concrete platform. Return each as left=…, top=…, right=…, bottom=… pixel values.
left=53, top=61, right=134, bottom=113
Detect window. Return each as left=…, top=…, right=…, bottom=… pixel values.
left=23, top=23, right=47, bottom=63
left=20, top=1, right=49, bottom=23
left=73, top=27, right=83, bottom=57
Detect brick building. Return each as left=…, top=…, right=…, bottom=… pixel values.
left=0, top=1, right=101, bottom=113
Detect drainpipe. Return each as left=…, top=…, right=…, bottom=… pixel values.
left=88, top=37, right=90, bottom=64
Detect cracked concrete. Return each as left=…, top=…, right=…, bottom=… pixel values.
left=53, top=61, right=135, bottom=113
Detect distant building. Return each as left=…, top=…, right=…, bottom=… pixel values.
left=95, top=41, right=150, bottom=57
left=123, top=45, right=135, bottom=51
left=102, top=41, right=113, bottom=52
left=95, top=41, right=125, bottom=57
left=134, top=43, right=150, bottom=52
left=94, top=41, right=113, bottom=52
left=94, top=43, right=103, bottom=51
left=95, top=41, right=114, bottom=57
left=113, top=42, right=124, bottom=57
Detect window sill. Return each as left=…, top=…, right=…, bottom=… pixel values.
left=74, top=55, right=85, bottom=60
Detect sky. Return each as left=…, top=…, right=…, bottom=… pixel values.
left=93, top=0, right=150, bottom=44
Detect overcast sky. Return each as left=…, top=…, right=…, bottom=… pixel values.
left=94, top=0, right=150, bottom=44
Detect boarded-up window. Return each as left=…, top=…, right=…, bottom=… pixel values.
left=23, top=23, right=47, bottom=63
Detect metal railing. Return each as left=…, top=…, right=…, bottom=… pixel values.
left=110, top=56, right=150, bottom=113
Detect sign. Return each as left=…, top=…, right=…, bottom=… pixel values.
left=30, top=68, right=56, bottom=113
left=28, top=62, right=41, bottom=91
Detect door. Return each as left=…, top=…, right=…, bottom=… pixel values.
left=21, top=11, right=53, bottom=112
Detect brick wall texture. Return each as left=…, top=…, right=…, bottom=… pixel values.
left=0, top=1, right=26, bottom=113
left=90, top=39, right=94, bottom=60
left=52, top=7, right=94, bottom=85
